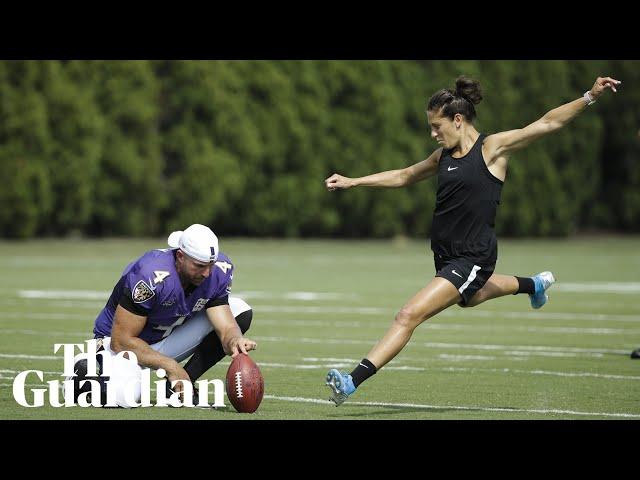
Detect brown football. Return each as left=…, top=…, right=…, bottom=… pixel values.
left=225, top=353, right=264, bottom=413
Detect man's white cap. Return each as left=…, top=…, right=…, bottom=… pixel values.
left=167, top=224, right=219, bottom=263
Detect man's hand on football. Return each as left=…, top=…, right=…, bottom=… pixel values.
left=229, top=337, right=257, bottom=357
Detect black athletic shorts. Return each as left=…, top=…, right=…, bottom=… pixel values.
left=434, top=254, right=495, bottom=306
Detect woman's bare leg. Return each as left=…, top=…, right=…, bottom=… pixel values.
left=366, top=277, right=461, bottom=369
left=464, top=274, right=518, bottom=307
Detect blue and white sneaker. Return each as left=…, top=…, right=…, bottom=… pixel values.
left=326, top=369, right=356, bottom=406
left=529, top=271, right=556, bottom=309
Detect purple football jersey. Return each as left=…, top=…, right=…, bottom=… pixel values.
left=93, top=249, right=234, bottom=344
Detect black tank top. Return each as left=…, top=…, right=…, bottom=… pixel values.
left=430, top=134, right=504, bottom=265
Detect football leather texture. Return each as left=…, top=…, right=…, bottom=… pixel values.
left=225, top=354, right=264, bottom=413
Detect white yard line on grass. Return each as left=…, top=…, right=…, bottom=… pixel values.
left=234, top=306, right=640, bottom=323
left=0, top=353, right=59, bottom=360
left=15, top=283, right=640, bottom=303
left=5, top=362, right=640, bottom=381
left=0, top=299, right=105, bottom=309
left=0, top=312, right=91, bottom=320
left=3, top=317, right=640, bottom=338
left=8, top=289, right=640, bottom=323
left=0, top=330, right=632, bottom=360
left=258, top=305, right=391, bottom=315
left=420, top=341, right=630, bottom=355
left=2, top=359, right=639, bottom=381
left=257, top=319, right=640, bottom=335
left=18, top=290, right=110, bottom=300
left=262, top=395, right=640, bottom=418
left=0, top=320, right=640, bottom=341
left=252, top=336, right=632, bottom=355
left=555, top=282, right=640, bottom=293
left=235, top=291, right=360, bottom=301
left=430, top=323, right=640, bottom=335
left=0, top=336, right=629, bottom=361
left=0, top=369, right=61, bottom=375
left=0, top=329, right=88, bottom=337
left=15, top=290, right=358, bottom=302
left=439, top=310, right=640, bottom=323
left=303, top=358, right=640, bottom=379
left=0, top=388, right=636, bottom=418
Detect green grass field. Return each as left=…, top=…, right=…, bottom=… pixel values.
left=1, top=237, right=639, bottom=420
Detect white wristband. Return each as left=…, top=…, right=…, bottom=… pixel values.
left=583, top=91, right=596, bottom=106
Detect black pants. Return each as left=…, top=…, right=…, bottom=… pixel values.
left=183, top=309, right=253, bottom=382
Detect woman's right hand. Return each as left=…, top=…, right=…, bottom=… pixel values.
left=325, top=173, right=354, bottom=191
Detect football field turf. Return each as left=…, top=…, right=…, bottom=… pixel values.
left=1, top=237, right=639, bottom=420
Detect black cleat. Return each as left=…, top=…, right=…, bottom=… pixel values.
left=165, top=383, right=200, bottom=408
left=191, top=386, right=227, bottom=410
left=64, top=357, right=107, bottom=405
left=631, top=348, right=640, bottom=359
left=73, top=360, right=90, bottom=399
left=165, top=383, right=224, bottom=409
left=65, top=359, right=92, bottom=403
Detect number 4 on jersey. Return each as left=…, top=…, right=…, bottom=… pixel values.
left=215, top=261, right=232, bottom=274
left=153, top=270, right=170, bottom=284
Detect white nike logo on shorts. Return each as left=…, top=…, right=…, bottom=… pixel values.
left=452, top=270, right=463, bottom=278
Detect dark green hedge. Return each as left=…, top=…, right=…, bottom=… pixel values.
left=1, top=60, right=637, bottom=238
